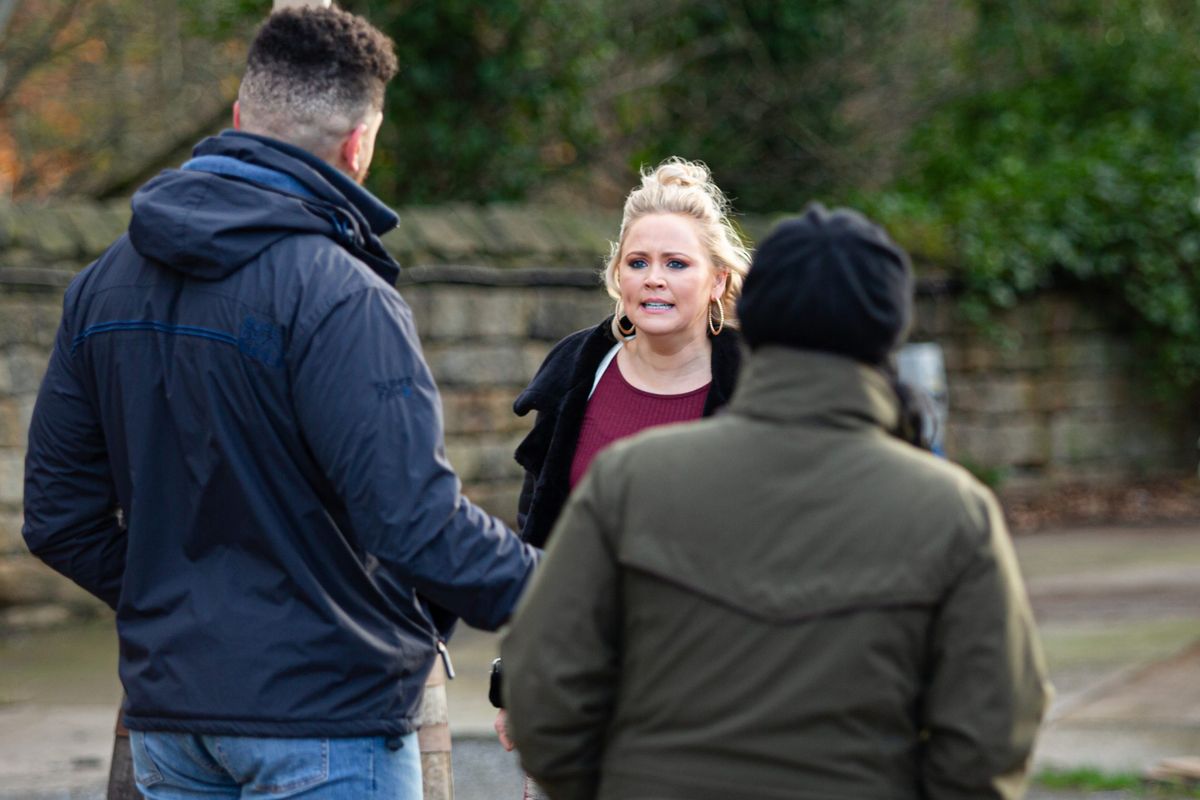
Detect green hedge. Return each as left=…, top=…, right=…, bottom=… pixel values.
left=869, top=0, right=1200, bottom=401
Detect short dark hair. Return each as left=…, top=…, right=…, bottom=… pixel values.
left=238, top=6, right=398, bottom=152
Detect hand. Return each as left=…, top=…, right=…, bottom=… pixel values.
left=494, top=709, right=515, bottom=752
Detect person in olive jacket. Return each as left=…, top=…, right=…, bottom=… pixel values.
left=501, top=204, right=1051, bottom=800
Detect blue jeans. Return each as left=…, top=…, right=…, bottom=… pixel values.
left=129, top=730, right=421, bottom=799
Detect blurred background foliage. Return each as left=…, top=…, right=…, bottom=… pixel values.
left=873, top=0, right=1200, bottom=396
left=1, top=0, right=1198, bottom=397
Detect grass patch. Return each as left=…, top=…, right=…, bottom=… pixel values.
left=1037, top=767, right=1142, bottom=791
left=1036, top=767, right=1200, bottom=797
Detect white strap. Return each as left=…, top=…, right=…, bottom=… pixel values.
left=589, top=341, right=624, bottom=399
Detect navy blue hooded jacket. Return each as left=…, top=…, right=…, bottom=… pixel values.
left=22, top=131, right=538, bottom=737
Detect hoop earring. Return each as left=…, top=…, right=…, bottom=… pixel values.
left=708, top=298, right=725, bottom=336
left=617, top=312, right=636, bottom=337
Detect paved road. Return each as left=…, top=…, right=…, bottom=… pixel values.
left=2, top=523, right=1198, bottom=798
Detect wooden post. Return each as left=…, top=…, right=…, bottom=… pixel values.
left=106, top=705, right=139, bottom=800
left=417, top=660, right=453, bottom=800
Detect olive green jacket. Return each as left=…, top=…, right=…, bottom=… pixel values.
left=502, top=347, right=1051, bottom=800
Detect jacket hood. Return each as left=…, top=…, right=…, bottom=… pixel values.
left=129, top=131, right=400, bottom=283
left=731, top=346, right=899, bottom=433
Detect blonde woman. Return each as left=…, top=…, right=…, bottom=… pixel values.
left=512, top=157, right=751, bottom=548
left=493, top=158, right=751, bottom=797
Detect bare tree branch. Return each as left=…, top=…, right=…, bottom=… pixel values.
left=0, top=0, right=19, bottom=40
left=0, top=0, right=88, bottom=111
left=596, top=33, right=736, bottom=101
left=89, top=99, right=233, bottom=199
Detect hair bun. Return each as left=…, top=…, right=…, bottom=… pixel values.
left=645, top=157, right=711, bottom=190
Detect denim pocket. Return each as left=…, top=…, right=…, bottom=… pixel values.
left=212, top=736, right=330, bottom=797
left=128, top=731, right=165, bottom=788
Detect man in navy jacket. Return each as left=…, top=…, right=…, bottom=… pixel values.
left=22, top=7, right=537, bottom=797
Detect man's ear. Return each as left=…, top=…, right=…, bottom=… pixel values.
left=340, top=123, right=368, bottom=175
left=233, top=101, right=242, bottom=130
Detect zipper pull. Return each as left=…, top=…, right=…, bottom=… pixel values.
left=436, top=639, right=456, bottom=680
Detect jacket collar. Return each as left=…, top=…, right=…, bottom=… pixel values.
left=198, top=131, right=399, bottom=236
left=704, top=324, right=742, bottom=415
left=187, top=131, right=402, bottom=284
left=515, top=317, right=743, bottom=416
left=730, top=346, right=898, bottom=432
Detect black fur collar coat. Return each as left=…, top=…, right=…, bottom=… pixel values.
left=512, top=317, right=743, bottom=548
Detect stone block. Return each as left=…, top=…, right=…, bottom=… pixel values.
left=952, top=335, right=1048, bottom=373
left=441, top=389, right=532, bottom=436
left=444, top=435, right=524, bottom=484
left=403, top=206, right=481, bottom=262
left=17, top=394, right=35, bottom=436
left=1047, top=336, right=1135, bottom=373
left=1034, top=376, right=1133, bottom=414
left=380, top=223, right=418, bottom=264
left=1048, top=414, right=1127, bottom=464
left=421, top=287, right=532, bottom=341
left=9, top=206, right=81, bottom=260
left=1108, top=417, right=1186, bottom=465
left=392, top=212, right=444, bottom=267
left=0, top=450, right=23, bottom=504
left=60, top=202, right=123, bottom=258
left=524, top=205, right=602, bottom=257
left=0, top=602, right=74, bottom=629
left=948, top=376, right=1037, bottom=415
left=564, top=212, right=620, bottom=267
left=1041, top=293, right=1108, bottom=334
left=4, top=345, right=50, bottom=394
left=461, top=480, right=522, bottom=528
left=399, top=286, right=434, bottom=337
left=444, top=204, right=505, bottom=259
left=0, top=505, right=23, bottom=555
left=522, top=342, right=558, bottom=378
left=424, top=343, right=533, bottom=388
left=0, top=398, right=24, bottom=447
left=98, top=201, right=133, bottom=246
left=538, top=207, right=619, bottom=267
left=910, top=297, right=957, bottom=338
left=938, top=341, right=965, bottom=373
left=0, top=554, right=99, bottom=608
left=0, top=200, right=12, bottom=249
left=528, top=289, right=610, bottom=341
left=0, top=300, right=61, bottom=348
left=483, top=205, right=567, bottom=263
left=946, top=420, right=1049, bottom=468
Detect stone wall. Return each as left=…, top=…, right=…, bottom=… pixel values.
left=913, top=293, right=1192, bottom=485
left=0, top=200, right=1195, bottom=620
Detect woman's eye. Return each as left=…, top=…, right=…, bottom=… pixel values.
left=667, top=259, right=688, bottom=270
left=628, top=258, right=647, bottom=269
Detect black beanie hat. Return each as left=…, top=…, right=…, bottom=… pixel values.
left=737, top=203, right=913, bottom=364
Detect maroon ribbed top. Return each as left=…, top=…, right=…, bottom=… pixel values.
left=569, top=357, right=710, bottom=489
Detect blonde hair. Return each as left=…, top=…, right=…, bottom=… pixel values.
left=604, top=158, right=752, bottom=336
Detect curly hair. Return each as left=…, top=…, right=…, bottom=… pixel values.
left=604, top=158, right=752, bottom=335
left=238, top=6, right=398, bottom=155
